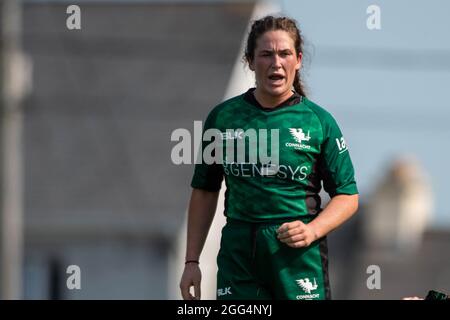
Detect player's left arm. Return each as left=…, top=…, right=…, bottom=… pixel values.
left=277, top=194, right=358, bottom=247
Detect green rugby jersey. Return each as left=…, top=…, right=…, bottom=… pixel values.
left=191, top=89, right=358, bottom=222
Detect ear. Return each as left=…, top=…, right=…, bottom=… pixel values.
left=296, top=52, right=302, bottom=71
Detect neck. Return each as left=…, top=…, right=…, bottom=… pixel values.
left=253, top=88, right=294, bottom=108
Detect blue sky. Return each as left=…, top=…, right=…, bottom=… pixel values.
left=281, top=0, right=450, bottom=227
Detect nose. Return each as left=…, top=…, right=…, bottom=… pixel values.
left=271, top=54, right=282, bottom=69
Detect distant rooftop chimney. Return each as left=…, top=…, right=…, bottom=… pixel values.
left=364, top=155, right=433, bottom=253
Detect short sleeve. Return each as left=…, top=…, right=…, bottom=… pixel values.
left=318, top=115, right=358, bottom=197
left=190, top=110, right=224, bottom=192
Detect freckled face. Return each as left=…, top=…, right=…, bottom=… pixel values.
left=249, top=30, right=302, bottom=101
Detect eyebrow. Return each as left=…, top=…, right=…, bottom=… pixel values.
left=259, top=49, right=293, bottom=54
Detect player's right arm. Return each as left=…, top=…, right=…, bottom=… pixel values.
left=179, top=188, right=220, bottom=300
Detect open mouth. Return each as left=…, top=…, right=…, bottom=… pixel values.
left=268, top=75, right=284, bottom=80
left=268, top=74, right=285, bottom=86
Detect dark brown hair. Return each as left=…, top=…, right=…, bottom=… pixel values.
left=244, top=15, right=307, bottom=97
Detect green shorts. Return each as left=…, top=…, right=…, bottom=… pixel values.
left=216, top=217, right=331, bottom=300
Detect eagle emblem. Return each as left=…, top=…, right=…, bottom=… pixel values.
left=296, top=278, right=318, bottom=294
left=289, top=128, right=311, bottom=144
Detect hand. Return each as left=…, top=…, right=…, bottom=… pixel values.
left=179, top=263, right=202, bottom=300
left=277, top=220, right=318, bottom=248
